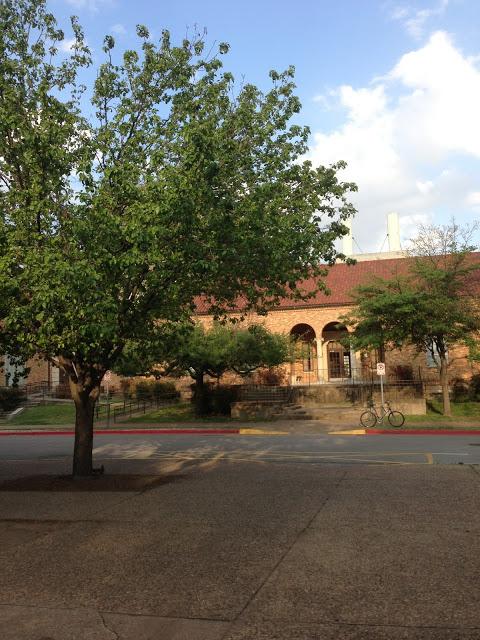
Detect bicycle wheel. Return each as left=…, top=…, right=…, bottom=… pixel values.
left=360, top=410, right=377, bottom=428
left=388, top=410, right=405, bottom=427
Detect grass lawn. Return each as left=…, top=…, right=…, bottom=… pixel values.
left=380, top=400, right=480, bottom=429
left=409, top=400, right=480, bottom=420
left=121, top=403, right=236, bottom=424
left=8, top=401, right=124, bottom=426
left=6, top=401, right=244, bottom=427
left=9, top=403, right=75, bottom=425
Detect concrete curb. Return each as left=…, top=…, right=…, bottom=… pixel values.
left=0, top=428, right=241, bottom=437
left=2, top=426, right=480, bottom=437
left=366, top=428, right=480, bottom=435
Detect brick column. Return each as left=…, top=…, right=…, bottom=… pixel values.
left=349, top=347, right=358, bottom=380
left=316, top=338, right=325, bottom=383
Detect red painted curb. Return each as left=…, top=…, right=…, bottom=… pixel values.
left=0, top=428, right=240, bottom=437
left=366, top=429, right=480, bottom=435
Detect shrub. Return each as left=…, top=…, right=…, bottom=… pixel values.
left=0, top=387, right=26, bottom=412
left=452, top=378, right=470, bottom=402
left=390, top=364, right=414, bottom=382
left=468, top=374, right=480, bottom=401
left=135, top=381, right=152, bottom=401
left=209, top=385, right=238, bottom=416
left=191, top=384, right=238, bottom=416
left=255, top=366, right=287, bottom=386
left=151, top=380, right=177, bottom=400
left=134, top=379, right=179, bottom=401
left=119, top=378, right=133, bottom=400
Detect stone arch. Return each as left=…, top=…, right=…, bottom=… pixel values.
left=321, top=321, right=352, bottom=380
left=290, top=323, right=316, bottom=342
left=290, top=323, right=317, bottom=384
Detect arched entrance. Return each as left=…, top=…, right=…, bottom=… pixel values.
left=322, top=322, right=351, bottom=380
left=290, top=324, right=317, bottom=384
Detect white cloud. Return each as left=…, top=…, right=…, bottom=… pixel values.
left=59, top=38, right=76, bottom=53
left=308, top=31, right=480, bottom=251
left=110, top=23, right=127, bottom=35
left=391, top=6, right=409, bottom=21
left=338, top=85, right=387, bottom=123
left=65, top=0, right=115, bottom=12
left=416, top=180, right=434, bottom=195
left=391, top=0, right=449, bottom=39
left=466, top=192, right=480, bottom=211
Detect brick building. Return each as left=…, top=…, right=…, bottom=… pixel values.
left=2, top=245, right=479, bottom=393
left=195, top=250, right=480, bottom=388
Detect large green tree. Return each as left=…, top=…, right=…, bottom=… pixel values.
left=0, top=0, right=356, bottom=474
left=344, top=222, right=480, bottom=416
left=117, top=323, right=292, bottom=416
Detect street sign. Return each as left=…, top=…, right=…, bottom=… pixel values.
left=376, top=363, right=386, bottom=406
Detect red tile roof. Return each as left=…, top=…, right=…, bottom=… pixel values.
left=195, top=252, right=480, bottom=314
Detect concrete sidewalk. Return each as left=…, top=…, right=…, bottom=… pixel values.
left=0, top=458, right=479, bottom=639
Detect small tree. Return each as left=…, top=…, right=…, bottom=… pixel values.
left=344, top=222, right=480, bottom=415
left=118, top=323, right=292, bottom=416
left=0, top=1, right=356, bottom=474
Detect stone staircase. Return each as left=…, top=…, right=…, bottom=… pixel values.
left=239, top=386, right=292, bottom=403
left=235, top=385, right=365, bottom=423
left=234, top=384, right=423, bottom=422
left=272, top=403, right=311, bottom=420
left=272, top=402, right=362, bottom=423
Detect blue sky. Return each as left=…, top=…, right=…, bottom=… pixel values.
left=48, top=0, right=480, bottom=252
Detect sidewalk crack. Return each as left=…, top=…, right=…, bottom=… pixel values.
left=221, top=470, right=348, bottom=639
left=99, top=612, right=120, bottom=640
left=469, top=463, right=480, bottom=478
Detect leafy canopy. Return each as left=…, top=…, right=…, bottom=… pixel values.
left=117, top=323, right=292, bottom=381
left=343, top=221, right=480, bottom=415
left=0, top=0, right=356, bottom=391
left=344, top=222, right=480, bottom=361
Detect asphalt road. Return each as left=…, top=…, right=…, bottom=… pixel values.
left=1, top=432, right=480, bottom=468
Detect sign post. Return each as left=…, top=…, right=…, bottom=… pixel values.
left=376, top=363, right=386, bottom=408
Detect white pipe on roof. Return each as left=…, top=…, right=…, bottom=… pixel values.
left=387, top=212, right=401, bottom=251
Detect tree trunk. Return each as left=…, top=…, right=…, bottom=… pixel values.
left=69, top=379, right=100, bottom=477
left=194, top=373, right=209, bottom=417
left=439, top=356, right=451, bottom=417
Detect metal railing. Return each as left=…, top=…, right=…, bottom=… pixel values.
left=288, top=367, right=426, bottom=386
left=236, top=376, right=425, bottom=406
left=110, top=394, right=178, bottom=423
left=237, top=385, right=294, bottom=403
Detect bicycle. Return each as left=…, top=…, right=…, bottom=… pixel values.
left=360, top=400, right=405, bottom=428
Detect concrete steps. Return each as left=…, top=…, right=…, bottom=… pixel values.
left=307, top=411, right=360, bottom=422
left=272, top=402, right=362, bottom=422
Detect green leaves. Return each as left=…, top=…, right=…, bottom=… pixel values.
left=118, top=323, right=291, bottom=381
left=344, top=223, right=480, bottom=365
left=0, top=0, right=356, bottom=387
left=103, top=35, right=115, bottom=52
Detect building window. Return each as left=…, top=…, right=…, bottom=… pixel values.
left=302, top=344, right=314, bottom=372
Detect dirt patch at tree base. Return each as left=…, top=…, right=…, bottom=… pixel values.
left=0, top=473, right=184, bottom=492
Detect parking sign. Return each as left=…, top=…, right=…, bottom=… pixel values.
left=376, top=363, right=385, bottom=376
